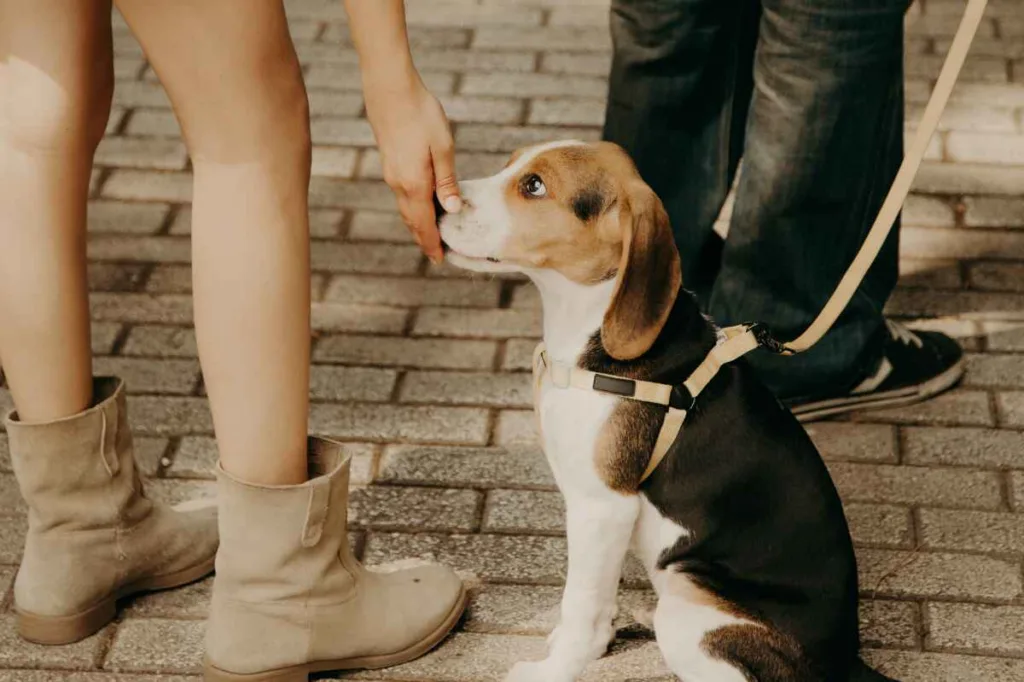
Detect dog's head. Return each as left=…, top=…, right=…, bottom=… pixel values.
left=440, top=140, right=682, bottom=360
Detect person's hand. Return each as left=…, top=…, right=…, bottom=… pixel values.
left=364, top=76, right=460, bottom=264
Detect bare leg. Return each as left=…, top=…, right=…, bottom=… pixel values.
left=115, top=0, right=311, bottom=484
left=0, top=1, right=113, bottom=422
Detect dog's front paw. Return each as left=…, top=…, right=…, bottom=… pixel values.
left=504, top=660, right=574, bottom=682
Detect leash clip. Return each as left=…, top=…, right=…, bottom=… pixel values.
left=746, top=322, right=788, bottom=355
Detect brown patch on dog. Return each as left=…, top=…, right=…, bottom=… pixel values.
left=593, top=400, right=663, bottom=494
left=702, top=624, right=819, bottom=682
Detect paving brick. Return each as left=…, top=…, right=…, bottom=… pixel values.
left=306, top=65, right=455, bottom=95
left=969, top=262, right=1024, bottom=292
left=346, top=211, right=412, bottom=242
left=113, top=81, right=171, bottom=109
left=89, top=320, right=125, bottom=354
left=903, top=426, right=1024, bottom=467
left=462, top=72, right=607, bottom=99
left=315, top=335, right=497, bottom=370
left=103, top=170, right=192, bottom=203
left=105, top=618, right=202, bottom=674
left=901, top=225, right=1024, bottom=261
left=123, top=326, right=197, bottom=358
left=947, top=132, right=1024, bottom=165
left=1013, top=471, right=1024, bottom=510
left=308, top=178, right=397, bottom=211
left=827, top=462, right=1002, bottom=510
left=888, top=288, right=1024, bottom=320
left=310, top=242, right=422, bottom=275
left=997, top=391, right=1024, bottom=427
left=309, top=403, right=490, bottom=444
left=428, top=260, right=528, bottom=281
left=502, top=339, right=538, bottom=372
left=414, top=308, right=542, bottom=339
left=94, top=137, right=188, bottom=171
left=310, top=302, right=408, bottom=334
left=494, top=409, right=538, bottom=446
left=963, top=196, right=1024, bottom=228
left=484, top=489, right=564, bottom=534
left=123, top=576, right=211, bottom=620
left=324, top=24, right=471, bottom=50
left=913, top=161, right=1024, bottom=195
left=853, top=389, right=994, bottom=427
left=899, top=258, right=962, bottom=289
left=860, top=599, right=920, bottom=649
left=404, top=4, right=544, bottom=27
left=350, top=486, right=481, bottom=532
left=0, top=436, right=8, bottom=473
left=401, top=371, right=532, bottom=408
left=0, top=615, right=106, bottom=670
left=964, top=352, right=1024, bottom=388
left=309, top=364, right=397, bottom=402
left=127, top=397, right=212, bottom=436
left=132, top=437, right=171, bottom=477
left=845, top=503, right=914, bottom=548
left=0, top=565, right=13, bottom=600
left=378, top=445, right=555, bottom=489
left=366, top=532, right=566, bottom=584
left=920, top=508, right=1024, bottom=554
left=143, top=266, right=191, bottom=294
left=90, top=294, right=193, bottom=325
left=324, top=275, right=500, bottom=308
left=311, top=146, right=358, bottom=178
left=903, top=194, right=957, bottom=227
left=88, top=201, right=169, bottom=235
left=529, top=98, right=607, bottom=126
left=92, top=358, right=199, bottom=395
left=983, top=320, right=1024, bottom=351
left=541, top=52, right=613, bottom=76
left=439, top=96, right=524, bottom=125
left=548, top=6, right=610, bottom=26
left=866, top=650, right=1024, bottom=682
left=803, top=423, right=898, bottom=463
left=905, top=54, right=1009, bottom=83
left=455, top=123, right=600, bottom=152
left=308, top=90, right=365, bottom=118
left=359, top=150, right=510, bottom=182
left=145, top=478, right=216, bottom=508
left=310, top=117, right=376, bottom=146
left=472, top=27, right=612, bottom=51
left=927, top=602, right=1024, bottom=655
left=114, top=57, right=145, bottom=81
left=0, top=476, right=24, bottom=515
left=123, top=109, right=181, bottom=138
left=857, top=548, right=1021, bottom=600
left=87, top=262, right=148, bottom=292
left=88, top=236, right=191, bottom=264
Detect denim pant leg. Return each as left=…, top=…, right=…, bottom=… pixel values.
left=708, top=0, right=907, bottom=399
left=603, top=0, right=761, bottom=304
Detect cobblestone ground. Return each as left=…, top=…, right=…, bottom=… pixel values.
left=2, top=0, right=1024, bottom=680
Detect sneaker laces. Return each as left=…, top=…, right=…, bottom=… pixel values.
left=885, top=319, right=923, bottom=349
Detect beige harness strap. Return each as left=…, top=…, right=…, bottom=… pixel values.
left=783, top=0, right=989, bottom=354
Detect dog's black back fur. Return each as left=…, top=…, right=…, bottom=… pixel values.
left=580, top=288, right=897, bottom=682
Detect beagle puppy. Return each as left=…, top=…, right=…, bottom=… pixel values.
left=440, top=141, right=896, bottom=682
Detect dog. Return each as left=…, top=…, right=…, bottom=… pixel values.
left=439, top=140, right=897, bottom=682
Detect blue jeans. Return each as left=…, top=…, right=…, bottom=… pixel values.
left=603, top=0, right=908, bottom=400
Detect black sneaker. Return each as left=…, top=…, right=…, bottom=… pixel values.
left=785, top=320, right=965, bottom=422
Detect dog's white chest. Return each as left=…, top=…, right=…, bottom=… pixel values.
left=536, top=380, right=617, bottom=487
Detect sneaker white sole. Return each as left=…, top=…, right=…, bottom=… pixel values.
left=789, top=356, right=966, bottom=423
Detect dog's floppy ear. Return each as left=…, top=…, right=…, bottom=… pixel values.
left=601, top=181, right=682, bottom=361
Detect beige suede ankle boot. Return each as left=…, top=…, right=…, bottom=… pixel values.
left=204, top=437, right=467, bottom=682
left=7, top=377, right=218, bottom=645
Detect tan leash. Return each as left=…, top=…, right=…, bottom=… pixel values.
left=535, top=0, right=990, bottom=486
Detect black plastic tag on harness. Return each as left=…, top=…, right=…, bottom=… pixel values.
left=747, top=322, right=788, bottom=354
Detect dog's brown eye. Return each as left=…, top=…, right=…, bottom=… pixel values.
left=521, top=174, right=547, bottom=198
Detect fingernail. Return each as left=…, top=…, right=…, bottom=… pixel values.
left=443, top=196, right=463, bottom=213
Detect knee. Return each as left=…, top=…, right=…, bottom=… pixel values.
left=176, top=56, right=310, bottom=165
left=0, top=60, right=113, bottom=153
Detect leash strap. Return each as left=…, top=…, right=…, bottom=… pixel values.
left=782, top=0, right=989, bottom=354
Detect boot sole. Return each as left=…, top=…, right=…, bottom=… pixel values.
left=790, top=357, right=965, bottom=423
left=203, top=584, right=469, bottom=682
left=17, top=555, right=217, bottom=645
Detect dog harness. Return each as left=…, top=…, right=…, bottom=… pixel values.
left=533, top=324, right=782, bottom=484
left=532, top=0, right=989, bottom=486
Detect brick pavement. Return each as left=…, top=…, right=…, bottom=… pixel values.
left=2, top=0, right=1024, bottom=679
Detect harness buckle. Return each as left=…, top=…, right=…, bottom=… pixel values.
left=747, top=322, right=787, bottom=355
left=669, top=384, right=695, bottom=411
